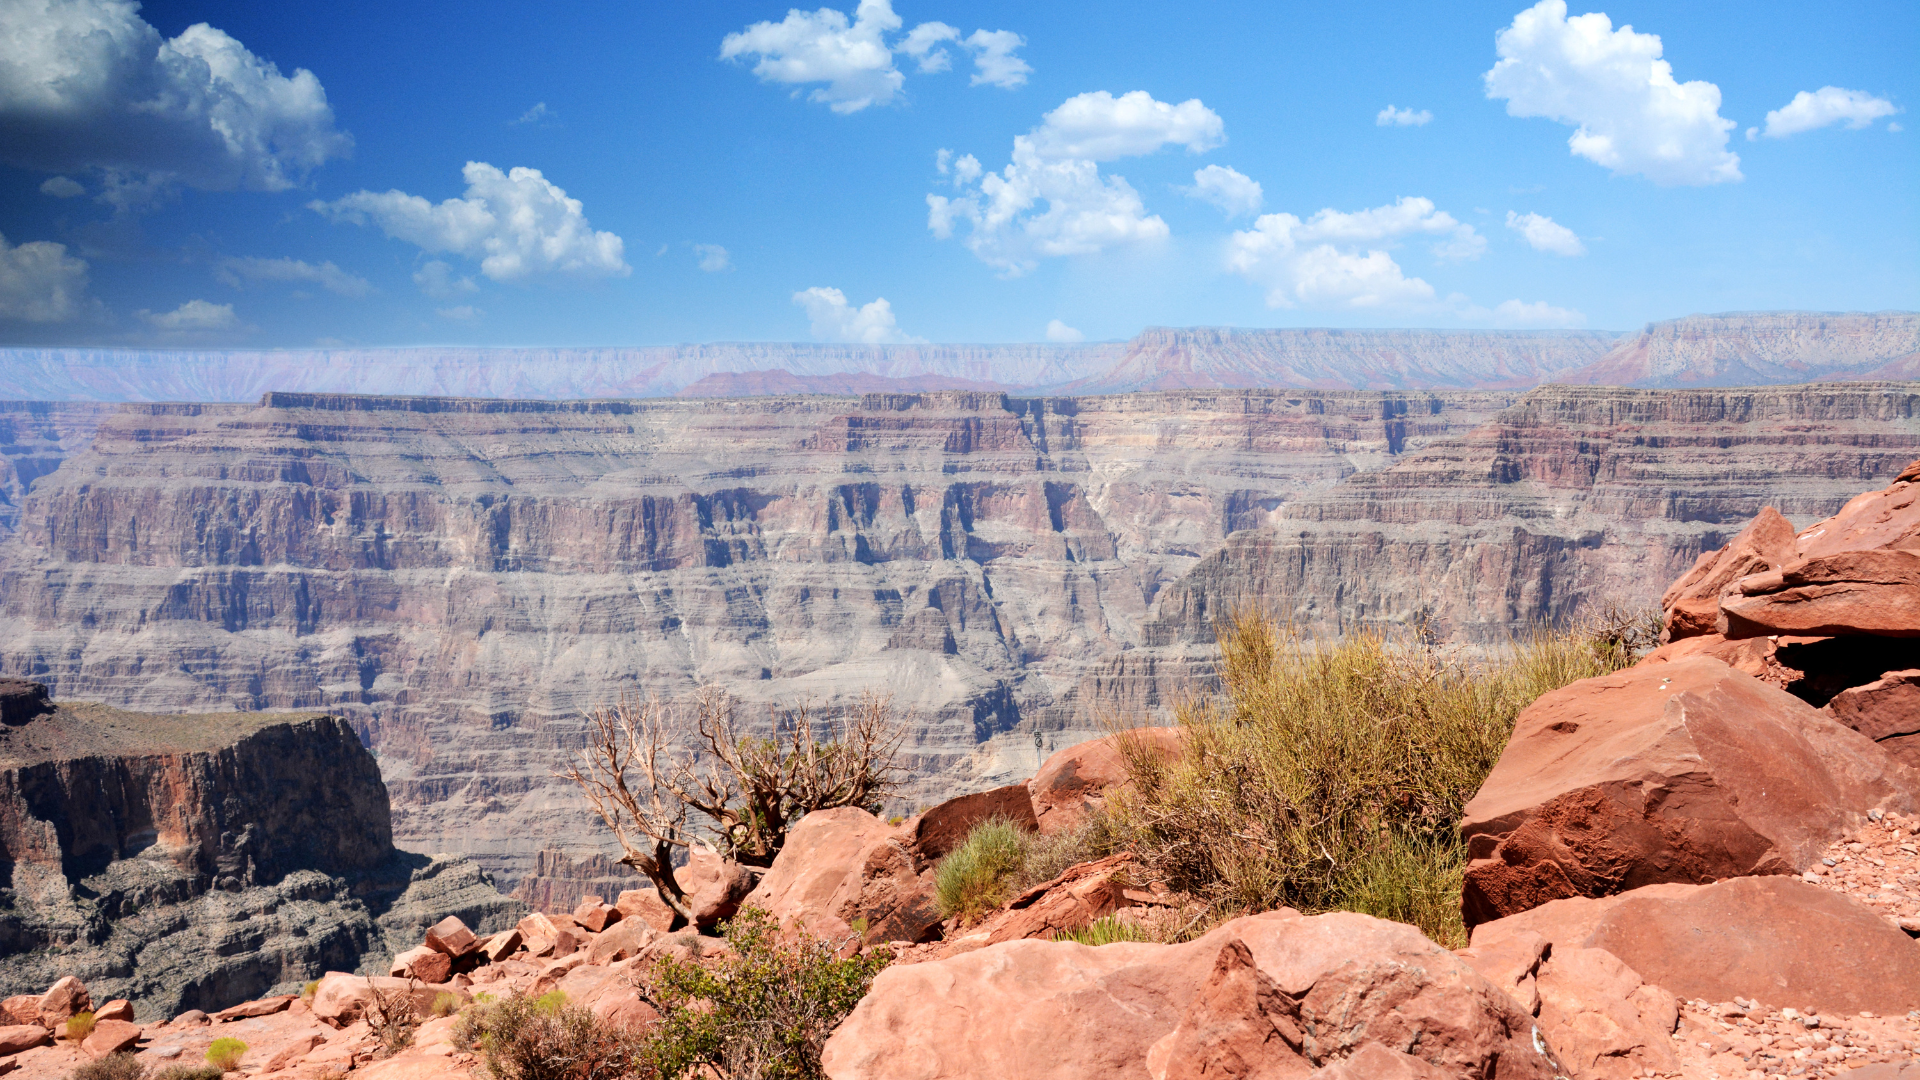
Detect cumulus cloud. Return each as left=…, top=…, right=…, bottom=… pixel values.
left=1752, top=87, right=1898, bottom=139
left=694, top=244, right=733, bottom=272
left=0, top=232, right=91, bottom=322
left=0, top=0, right=350, bottom=197
left=1484, top=0, right=1739, bottom=186
left=1504, top=210, right=1586, bottom=256
left=413, top=260, right=477, bottom=300
left=38, top=176, right=84, bottom=198
left=928, top=91, right=1223, bottom=275
left=1376, top=105, right=1432, bottom=127
left=1182, top=164, right=1263, bottom=217
left=1045, top=319, right=1084, bottom=343
left=216, top=256, right=371, bottom=297
left=137, top=298, right=236, bottom=331
left=793, top=286, right=923, bottom=343
left=721, top=2, right=1031, bottom=112
left=1226, top=196, right=1484, bottom=310
left=1492, top=298, right=1586, bottom=327
left=312, top=162, right=629, bottom=281
left=512, top=102, right=556, bottom=126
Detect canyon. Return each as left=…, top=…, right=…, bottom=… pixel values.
left=1, top=378, right=1917, bottom=898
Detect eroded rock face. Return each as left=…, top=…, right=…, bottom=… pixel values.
left=1827, top=670, right=1920, bottom=767
left=1459, top=656, right=1914, bottom=926
left=1468, top=877, right=1920, bottom=1016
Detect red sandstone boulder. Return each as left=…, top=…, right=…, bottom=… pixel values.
left=910, top=783, right=1037, bottom=859
left=1460, top=656, right=1914, bottom=925
left=573, top=898, right=622, bottom=932
left=0, top=1026, right=48, bottom=1055
left=211, top=995, right=293, bottom=1021
left=1722, top=549, right=1920, bottom=638
left=676, top=842, right=758, bottom=931
left=1532, top=947, right=1679, bottom=1080
left=80, top=1018, right=140, bottom=1058
left=586, top=917, right=659, bottom=963
left=0, top=999, right=36, bottom=1028
left=389, top=945, right=453, bottom=984
left=614, top=888, right=677, bottom=932
left=423, top=915, right=478, bottom=956
left=980, top=854, right=1136, bottom=946
left=1469, top=876, right=1920, bottom=1016
left=1794, top=465, right=1920, bottom=561
left=1304, top=1044, right=1446, bottom=1079
left=1028, top=727, right=1184, bottom=835
left=479, top=927, right=523, bottom=961
left=820, top=909, right=1554, bottom=1079
left=1827, top=668, right=1920, bottom=768
left=1661, top=506, right=1799, bottom=641
left=741, top=807, right=897, bottom=941
left=37, top=977, right=88, bottom=1028
left=91, top=1000, right=132, bottom=1023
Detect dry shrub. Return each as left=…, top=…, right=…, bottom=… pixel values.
left=64, top=1011, right=96, bottom=1041
left=151, top=1067, right=223, bottom=1080
left=1106, top=614, right=1636, bottom=947
left=365, top=978, right=420, bottom=1057
left=454, top=990, right=642, bottom=1080
left=68, top=1054, right=147, bottom=1080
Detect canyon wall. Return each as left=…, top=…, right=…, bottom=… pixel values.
left=1565, top=311, right=1919, bottom=386
left=0, top=401, right=115, bottom=538
left=0, top=686, right=522, bottom=1017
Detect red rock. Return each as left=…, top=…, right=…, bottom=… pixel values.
left=573, top=899, right=622, bottom=932
left=80, top=1018, right=140, bottom=1058
left=1454, top=929, right=1547, bottom=1016
left=821, top=910, right=1553, bottom=1079
left=479, top=927, right=523, bottom=962
left=516, top=911, right=562, bottom=942
left=613, top=888, right=677, bottom=932
left=586, top=915, right=660, bottom=963
left=36, top=977, right=89, bottom=1027
left=1531, top=947, right=1678, bottom=1080
left=1460, top=656, right=1915, bottom=926
left=423, top=915, right=478, bottom=956
left=1303, top=1044, right=1447, bottom=1079
left=910, top=784, right=1037, bottom=860
left=170, top=1010, right=209, bottom=1026
left=0, top=1000, right=35, bottom=1028
left=982, top=854, right=1136, bottom=946
left=740, top=806, right=895, bottom=941
left=309, top=973, right=469, bottom=1029
left=389, top=945, right=452, bottom=984
left=828, top=833, right=942, bottom=948
left=1028, top=726, right=1184, bottom=835
left=0, top=1026, right=48, bottom=1055
left=1827, top=668, right=1920, bottom=768
left=1144, top=938, right=1310, bottom=1079
left=263, top=1032, right=326, bottom=1070
left=1660, top=505, right=1798, bottom=640
left=1722, top=549, right=1920, bottom=638
left=91, top=1000, right=132, bottom=1023
left=211, top=995, right=294, bottom=1021
left=1794, top=468, right=1920, bottom=560
left=589, top=988, right=660, bottom=1034
left=676, top=842, right=758, bottom=931
left=1469, top=876, right=1920, bottom=1016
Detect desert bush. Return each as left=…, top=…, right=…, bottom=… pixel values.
left=1106, top=614, right=1636, bottom=947
left=431, top=991, right=462, bottom=1018
left=204, top=1037, right=247, bottom=1072
left=1051, top=916, right=1150, bottom=947
left=300, top=979, right=319, bottom=1002
left=65, top=1010, right=96, bottom=1041
left=69, top=1053, right=146, bottom=1080
left=933, top=817, right=1030, bottom=921
left=639, top=906, right=888, bottom=1080
left=365, top=977, right=420, bottom=1057
left=454, top=989, right=642, bottom=1080
left=151, top=1067, right=222, bottom=1080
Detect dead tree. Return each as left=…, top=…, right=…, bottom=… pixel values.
left=560, top=688, right=904, bottom=923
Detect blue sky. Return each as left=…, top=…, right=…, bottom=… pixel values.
left=0, top=0, right=1913, bottom=347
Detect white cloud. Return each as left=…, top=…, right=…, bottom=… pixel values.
left=38, top=176, right=84, bottom=198
left=1492, top=298, right=1586, bottom=327
left=512, top=102, right=556, bottom=126
left=720, top=0, right=905, bottom=113
left=1044, top=319, right=1083, bottom=343
left=436, top=305, right=480, bottom=321
left=1226, top=196, right=1484, bottom=310
left=899, top=22, right=959, bottom=73
left=928, top=91, right=1224, bottom=275
left=793, top=286, right=923, bottom=343
left=0, top=0, right=350, bottom=196
left=1504, top=210, right=1586, bottom=256
left=216, top=256, right=371, bottom=297
left=1376, top=105, right=1433, bottom=127
left=694, top=244, right=733, bottom=272
left=413, top=260, right=477, bottom=300
left=1182, top=164, right=1263, bottom=217
left=963, top=29, right=1030, bottom=89
left=312, top=162, right=629, bottom=281
left=137, top=298, right=236, bottom=331
left=1484, top=0, right=1740, bottom=186
left=0, top=232, right=90, bottom=322
left=1753, top=86, right=1898, bottom=139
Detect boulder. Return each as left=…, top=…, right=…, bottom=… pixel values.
left=910, top=784, right=1037, bottom=860
left=1460, top=656, right=1914, bottom=925
left=0, top=1026, right=48, bottom=1055
left=211, top=995, right=294, bottom=1020
left=92, top=1000, right=132, bottom=1023
left=676, top=842, right=758, bottom=931
left=263, top=1033, right=326, bottom=1070
left=1303, top=1044, right=1447, bottom=1080
left=0, top=999, right=36, bottom=1028
left=80, top=1018, right=141, bottom=1058
left=1660, top=505, right=1798, bottom=641
left=1028, top=727, right=1184, bottom=835
left=614, top=888, right=677, bottom=933
left=573, top=899, right=622, bottom=933
left=310, top=973, right=470, bottom=1029
left=37, top=976, right=89, bottom=1027
left=590, top=988, right=660, bottom=1034
left=587, top=917, right=659, bottom=963
left=479, top=928, right=523, bottom=962
left=1722, top=549, right=1920, bottom=638
left=982, top=854, right=1137, bottom=946
left=1827, top=669, right=1920, bottom=767
left=389, top=945, right=453, bottom=984
left=1530, top=947, right=1678, bottom=1080
left=1453, top=929, right=1548, bottom=1017
left=826, top=832, right=942, bottom=947
left=1469, top=876, right=1920, bottom=1016
left=820, top=910, right=1554, bottom=1079
left=423, top=915, right=479, bottom=957
left=740, top=807, right=896, bottom=941
left=1793, top=465, right=1920, bottom=561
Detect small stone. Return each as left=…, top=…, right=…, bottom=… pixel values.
left=1782, top=1008, right=1801, bottom=1021
left=1870, top=809, right=1885, bottom=822
left=1803, top=1015, right=1820, bottom=1029
left=1824, top=858, right=1838, bottom=866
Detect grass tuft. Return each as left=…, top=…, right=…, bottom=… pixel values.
left=933, top=817, right=1032, bottom=922
left=203, top=1037, right=247, bottom=1073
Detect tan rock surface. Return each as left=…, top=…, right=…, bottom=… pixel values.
left=1028, top=727, right=1182, bottom=834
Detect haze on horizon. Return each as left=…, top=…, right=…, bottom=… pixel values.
left=0, top=0, right=1912, bottom=351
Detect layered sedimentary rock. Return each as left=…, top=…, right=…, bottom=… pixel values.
left=0, top=693, right=521, bottom=1017
left=0, top=387, right=1515, bottom=887
left=1148, top=383, right=1920, bottom=644
left=0, top=401, right=115, bottom=538
left=1565, top=311, right=1920, bottom=387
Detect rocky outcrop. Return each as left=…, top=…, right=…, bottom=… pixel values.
left=1564, top=311, right=1920, bottom=387
left=0, top=401, right=114, bottom=539
left=0, top=691, right=522, bottom=1018
left=1027, top=727, right=1181, bottom=834
left=506, top=849, right=644, bottom=916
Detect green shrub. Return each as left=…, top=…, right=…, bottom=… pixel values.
left=933, top=817, right=1031, bottom=922
left=1051, top=916, right=1151, bottom=947
left=300, top=980, right=320, bottom=1002
left=452, top=989, right=642, bottom=1080
left=1106, top=615, right=1637, bottom=947
left=639, top=906, right=889, bottom=1080
left=68, top=1053, right=147, bottom=1080
left=430, top=992, right=462, bottom=1018
left=65, top=1011, right=96, bottom=1041
left=204, top=1037, right=248, bottom=1072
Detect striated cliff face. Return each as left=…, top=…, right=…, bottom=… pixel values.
left=1146, top=382, right=1920, bottom=645
left=0, top=692, right=522, bottom=1018
left=1564, top=311, right=1920, bottom=387
left=0, top=387, right=1517, bottom=886
left=0, top=401, right=115, bottom=538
